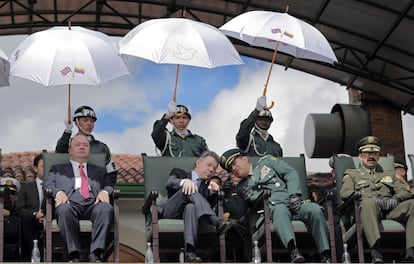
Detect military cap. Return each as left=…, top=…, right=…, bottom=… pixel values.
left=356, top=135, right=381, bottom=153
left=394, top=157, right=408, bottom=171
left=257, top=109, right=273, bottom=121
left=0, top=177, right=20, bottom=192
left=220, top=148, right=246, bottom=172
left=174, top=104, right=191, bottom=119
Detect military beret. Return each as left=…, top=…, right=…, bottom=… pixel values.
left=394, top=157, right=408, bottom=171
left=356, top=136, right=381, bottom=153
left=220, top=148, right=246, bottom=172
left=174, top=104, right=191, bottom=119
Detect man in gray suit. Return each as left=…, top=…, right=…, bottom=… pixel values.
left=158, top=151, right=232, bottom=262
left=44, top=134, right=114, bottom=262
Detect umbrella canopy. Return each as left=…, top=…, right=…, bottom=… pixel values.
left=119, top=18, right=243, bottom=69
left=220, top=10, right=337, bottom=64
left=0, top=49, right=10, bottom=88
left=9, top=26, right=130, bottom=87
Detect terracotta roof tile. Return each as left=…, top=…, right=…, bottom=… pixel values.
left=1, top=151, right=143, bottom=184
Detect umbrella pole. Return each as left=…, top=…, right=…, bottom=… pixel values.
left=68, top=84, right=71, bottom=123
left=173, top=64, right=181, bottom=103
left=262, top=41, right=280, bottom=110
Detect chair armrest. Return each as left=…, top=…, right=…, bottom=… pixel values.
left=336, top=191, right=361, bottom=214
left=142, top=190, right=158, bottom=214
left=112, top=189, right=121, bottom=200
left=316, top=190, right=334, bottom=205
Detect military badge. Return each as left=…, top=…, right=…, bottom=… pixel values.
left=260, top=165, right=270, bottom=179
left=380, top=175, right=393, bottom=184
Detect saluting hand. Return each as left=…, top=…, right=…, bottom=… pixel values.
left=182, top=179, right=198, bottom=195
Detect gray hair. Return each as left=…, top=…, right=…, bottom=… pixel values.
left=197, top=151, right=220, bottom=163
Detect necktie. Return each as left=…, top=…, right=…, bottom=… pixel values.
left=79, top=164, right=90, bottom=199
left=195, top=178, right=201, bottom=188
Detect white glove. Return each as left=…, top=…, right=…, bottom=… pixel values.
left=167, top=101, right=177, bottom=117
left=256, top=96, right=267, bottom=111
left=64, top=117, right=73, bottom=132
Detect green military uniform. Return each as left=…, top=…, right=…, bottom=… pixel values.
left=245, top=155, right=330, bottom=253
left=151, top=115, right=208, bottom=157
left=236, top=111, right=283, bottom=157
left=340, top=167, right=414, bottom=248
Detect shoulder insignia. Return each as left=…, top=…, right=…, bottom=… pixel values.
left=380, top=175, right=393, bottom=184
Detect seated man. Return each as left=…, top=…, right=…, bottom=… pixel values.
left=44, top=134, right=114, bottom=262
left=340, top=136, right=414, bottom=263
left=1, top=177, right=20, bottom=261
left=158, top=151, right=232, bottom=262
left=15, top=153, right=45, bottom=261
left=222, top=170, right=252, bottom=262
left=220, top=149, right=331, bottom=263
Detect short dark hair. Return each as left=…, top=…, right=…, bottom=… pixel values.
left=33, top=153, right=43, bottom=167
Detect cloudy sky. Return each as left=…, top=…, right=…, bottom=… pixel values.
left=1, top=34, right=414, bottom=176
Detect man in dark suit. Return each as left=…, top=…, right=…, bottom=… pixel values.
left=158, top=151, right=232, bottom=262
left=16, top=153, right=45, bottom=261
left=44, top=134, right=114, bottom=262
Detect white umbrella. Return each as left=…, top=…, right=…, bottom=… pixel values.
left=119, top=17, right=243, bottom=102
left=9, top=25, right=130, bottom=120
left=220, top=9, right=337, bottom=108
left=0, top=49, right=10, bottom=88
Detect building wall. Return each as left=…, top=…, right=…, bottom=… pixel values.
left=349, top=88, right=405, bottom=160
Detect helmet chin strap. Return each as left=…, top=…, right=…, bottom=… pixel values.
left=75, top=119, right=92, bottom=136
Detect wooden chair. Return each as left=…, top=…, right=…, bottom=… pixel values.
left=333, top=154, right=406, bottom=263
left=248, top=155, right=336, bottom=263
left=141, top=154, right=227, bottom=262
left=43, top=151, right=120, bottom=262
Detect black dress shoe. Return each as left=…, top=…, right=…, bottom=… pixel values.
left=88, top=252, right=102, bottom=262
left=404, top=247, right=414, bottom=262
left=216, top=219, right=232, bottom=235
left=290, top=248, right=305, bottom=263
left=371, top=249, right=384, bottom=263
left=320, top=256, right=331, bottom=263
left=69, top=251, right=81, bottom=262
left=185, top=251, right=202, bottom=263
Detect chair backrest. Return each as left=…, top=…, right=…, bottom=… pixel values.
left=248, top=155, right=309, bottom=199
left=333, top=155, right=395, bottom=202
left=408, top=154, right=414, bottom=180
left=42, top=151, right=106, bottom=180
left=142, top=155, right=196, bottom=198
